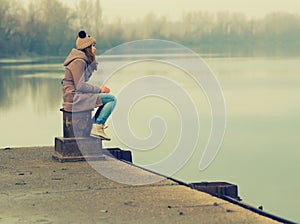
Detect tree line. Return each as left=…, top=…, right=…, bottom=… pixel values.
left=1, top=0, right=300, bottom=57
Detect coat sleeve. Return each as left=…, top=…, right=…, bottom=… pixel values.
left=71, top=59, right=101, bottom=93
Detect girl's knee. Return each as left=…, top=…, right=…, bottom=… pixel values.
left=112, top=95, right=117, bottom=103
left=107, top=94, right=117, bottom=104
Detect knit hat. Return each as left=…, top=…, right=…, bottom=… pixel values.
left=76, top=30, right=96, bottom=50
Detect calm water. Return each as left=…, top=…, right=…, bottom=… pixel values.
left=0, top=55, right=299, bottom=223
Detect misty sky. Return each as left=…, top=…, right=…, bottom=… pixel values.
left=59, top=0, right=300, bottom=21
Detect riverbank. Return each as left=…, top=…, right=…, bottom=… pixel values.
left=0, top=146, right=287, bottom=224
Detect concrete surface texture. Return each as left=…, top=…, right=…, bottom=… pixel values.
left=0, top=147, right=281, bottom=224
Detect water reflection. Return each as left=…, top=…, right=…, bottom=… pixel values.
left=0, top=59, right=63, bottom=113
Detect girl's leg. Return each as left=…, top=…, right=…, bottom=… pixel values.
left=95, top=93, right=117, bottom=125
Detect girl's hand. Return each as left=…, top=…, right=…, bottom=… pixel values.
left=101, top=86, right=110, bottom=93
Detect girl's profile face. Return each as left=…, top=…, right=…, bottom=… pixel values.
left=92, top=44, right=96, bottom=54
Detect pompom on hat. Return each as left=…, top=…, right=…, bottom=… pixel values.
left=76, top=30, right=96, bottom=50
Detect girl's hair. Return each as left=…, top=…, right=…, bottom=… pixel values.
left=82, top=45, right=95, bottom=63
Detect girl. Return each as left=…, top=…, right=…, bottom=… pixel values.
left=62, top=30, right=116, bottom=140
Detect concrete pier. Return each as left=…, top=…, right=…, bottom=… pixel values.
left=0, top=147, right=286, bottom=224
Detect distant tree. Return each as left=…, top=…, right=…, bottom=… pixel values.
left=38, top=0, right=73, bottom=55
left=101, top=18, right=124, bottom=49
left=0, top=0, right=24, bottom=56
left=69, top=0, right=104, bottom=49
left=180, top=11, right=215, bottom=44
left=257, top=12, right=300, bottom=43
left=94, top=0, right=103, bottom=40
left=21, top=1, right=48, bottom=54
left=73, top=0, right=94, bottom=32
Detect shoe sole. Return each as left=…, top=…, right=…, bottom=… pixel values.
left=90, top=134, right=111, bottom=141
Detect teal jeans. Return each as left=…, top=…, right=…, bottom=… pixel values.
left=95, top=93, right=117, bottom=125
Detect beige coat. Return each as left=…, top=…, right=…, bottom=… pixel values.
left=62, top=48, right=102, bottom=112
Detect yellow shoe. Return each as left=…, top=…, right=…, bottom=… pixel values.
left=90, top=124, right=111, bottom=141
